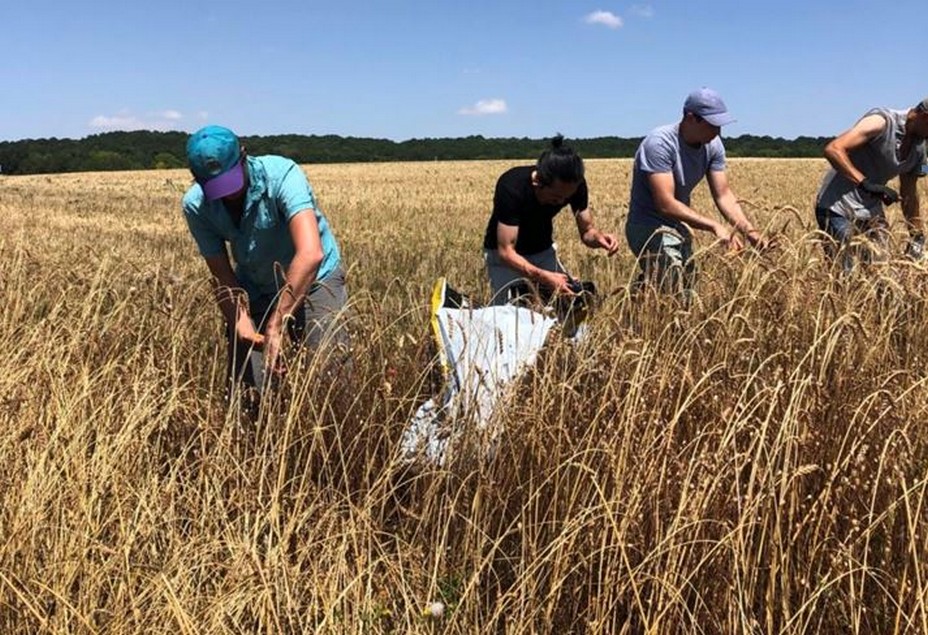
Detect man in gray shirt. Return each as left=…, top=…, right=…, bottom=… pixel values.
left=815, top=99, right=928, bottom=271
left=626, top=87, right=770, bottom=294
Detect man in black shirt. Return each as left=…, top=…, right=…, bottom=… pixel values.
left=483, top=135, right=618, bottom=304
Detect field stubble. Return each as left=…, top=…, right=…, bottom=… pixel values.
left=2, top=159, right=928, bottom=633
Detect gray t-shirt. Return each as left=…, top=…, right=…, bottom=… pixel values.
left=817, top=108, right=926, bottom=221
left=627, top=123, right=727, bottom=231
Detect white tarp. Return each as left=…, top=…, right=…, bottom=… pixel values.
left=400, top=290, right=558, bottom=466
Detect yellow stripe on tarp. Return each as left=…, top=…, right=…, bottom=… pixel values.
left=429, top=277, right=450, bottom=373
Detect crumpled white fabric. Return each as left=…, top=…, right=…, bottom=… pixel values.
left=400, top=304, right=558, bottom=466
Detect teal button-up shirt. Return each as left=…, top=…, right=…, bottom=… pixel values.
left=182, top=155, right=341, bottom=299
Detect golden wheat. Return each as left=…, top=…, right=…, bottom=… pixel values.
left=1, top=159, right=927, bottom=633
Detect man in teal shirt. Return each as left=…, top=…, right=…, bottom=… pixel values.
left=182, top=125, right=347, bottom=393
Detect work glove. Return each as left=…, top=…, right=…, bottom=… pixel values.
left=905, top=233, right=926, bottom=261
left=857, top=179, right=899, bottom=205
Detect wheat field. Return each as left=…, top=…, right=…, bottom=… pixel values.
left=2, top=158, right=928, bottom=633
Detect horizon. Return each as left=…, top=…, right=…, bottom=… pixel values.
left=0, top=128, right=833, bottom=145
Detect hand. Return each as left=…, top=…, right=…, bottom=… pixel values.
left=588, top=231, right=620, bottom=255
left=714, top=225, right=744, bottom=253
left=234, top=313, right=264, bottom=347
left=262, top=323, right=287, bottom=376
left=539, top=271, right=576, bottom=295
left=857, top=179, right=899, bottom=205
left=905, top=233, right=925, bottom=261
left=745, top=228, right=777, bottom=252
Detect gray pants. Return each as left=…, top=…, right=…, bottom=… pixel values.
left=625, top=222, right=696, bottom=295
left=228, top=266, right=349, bottom=392
left=484, top=246, right=569, bottom=305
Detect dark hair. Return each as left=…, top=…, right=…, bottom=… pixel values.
left=535, top=134, right=584, bottom=185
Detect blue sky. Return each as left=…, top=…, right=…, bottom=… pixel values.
left=2, top=1, right=925, bottom=142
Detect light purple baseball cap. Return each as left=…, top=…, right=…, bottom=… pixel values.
left=683, top=87, right=736, bottom=127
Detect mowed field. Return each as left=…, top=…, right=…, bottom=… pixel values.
left=3, top=158, right=928, bottom=633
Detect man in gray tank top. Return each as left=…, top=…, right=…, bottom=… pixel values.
left=815, top=98, right=928, bottom=272
left=625, top=87, right=772, bottom=295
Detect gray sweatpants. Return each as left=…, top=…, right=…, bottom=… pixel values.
left=227, top=266, right=349, bottom=392
left=484, top=246, right=569, bottom=305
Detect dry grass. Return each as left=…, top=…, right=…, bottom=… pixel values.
left=2, top=159, right=928, bottom=633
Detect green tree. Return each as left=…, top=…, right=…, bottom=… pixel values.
left=153, top=152, right=184, bottom=169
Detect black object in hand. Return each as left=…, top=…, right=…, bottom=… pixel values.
left=857, top=179, right=899, bottom=205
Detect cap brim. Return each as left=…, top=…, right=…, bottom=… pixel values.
left=703, top=112, right=736, bottom=127
left=201, top=161, right=245, bottom=200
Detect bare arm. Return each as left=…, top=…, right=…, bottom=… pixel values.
left=574, top=208, right=619, bottom=255
left=204, top=251, right=245, bottom=325
left=900, top=172, right=923, bottom=235
left=203, top=251, right=263, bottom=344
left=262, top=210, right=325, bottom=371
left=823, top=114, right=886, bottom=185
left=648, top=171, right=740, bottom=248
left=271, top=210, right=324, bottom=327
left=496, top=223, right=572, bottom=293
left=707, top=170, right=769, bottom=249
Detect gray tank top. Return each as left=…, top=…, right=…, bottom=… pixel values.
left=816, top=108, right=926, bottom=220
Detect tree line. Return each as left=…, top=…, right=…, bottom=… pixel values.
left=0, top=130, right=834, bottom=175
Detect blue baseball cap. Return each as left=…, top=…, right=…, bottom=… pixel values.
left=186, top=125, right=245, bottom=200
left=683, top=87, right=736, bottom=127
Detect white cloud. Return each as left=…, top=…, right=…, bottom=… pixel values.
left=584, top=10, right=623, bottom=29
left=630, top=4, right=654, bottom=18
left=458, top=98, right=508, bottom=116
left=89, top=114, right=143, bottom=130
left=88, top=109, right=185, bottom=132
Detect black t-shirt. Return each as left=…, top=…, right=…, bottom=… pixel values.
left=482, top=165, right=589, bottom=255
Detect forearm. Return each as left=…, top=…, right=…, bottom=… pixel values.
left=216, top=296, right=239, bottom=326
left=656, top=198, right=724, bottom=234
left=575, top=209, right=605, bottom=248
left=271, top=251, right=323, bottom=325
left=580, top=228, right=602, bottom=248
left=902, top=199, right=923, bottom=235
left=898, top=174, right=922, bottom=235
left=716, top=192, right=756, bottom=235
left=210, top=277, right=246, bottom=326
left=497, top=247, right=547, bottom=281
left=824, top=145, right=866, bottom=185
